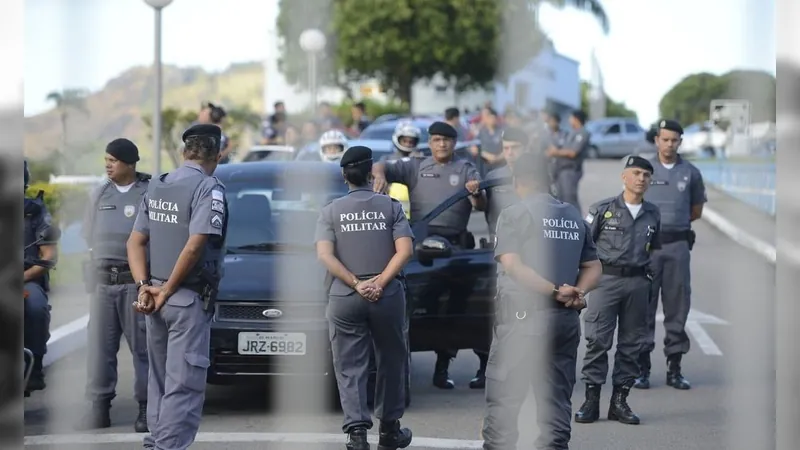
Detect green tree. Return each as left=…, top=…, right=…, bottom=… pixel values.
left=579, top=81, right=638, bottom=121
left=276, top=0, right=609, bottom=105
left=141, top=108, right=197, bottom=169
left=658, top=70, right=775, bottom=125
left=45, top=88, right=89, bottom=174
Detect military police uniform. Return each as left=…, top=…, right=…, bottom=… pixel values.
left=636, top=119, right=707, bottom=391
left=79, top=139, right=151, bottom=432
left=133, top=124, right=228, bottom=450
left=315, top=145, right=413, bottom=450
left=574, top=156, right=661, bottom=426
left=482, top=152, right=598, bottom=450
left=381, top=121, right=487, bottom=389
left=551, top=111, right=590, bottom=212
left=23, top=160, right=59, bottom=394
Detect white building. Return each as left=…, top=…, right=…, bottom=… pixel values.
left=410, top=43, right=580, bottom=116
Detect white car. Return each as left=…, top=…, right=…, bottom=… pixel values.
left=680, top=122, right=727, bottom=157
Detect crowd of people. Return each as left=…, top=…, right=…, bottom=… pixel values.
left=22, top=87, right=708, bottom=449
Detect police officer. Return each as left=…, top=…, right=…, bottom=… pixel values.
left=23, top=160, right=59, bottom=396
left=372, top=121, right=488, bottom=390
left=635, top=119, right=707, bottom=391
left=574, top=155, right=661, bottom=426
left=315, top=145, right=414, bottom=450
left=547, top=110, right=590, bottom=212
left=197, top=101, right=233, bottom=164
left=484, top=127, right=531, bottom=236
left=128, top=124, right=228, bottom=450
left=78, top=139, right=151, bottom=432
left=482, top=152, right=601, bottom=450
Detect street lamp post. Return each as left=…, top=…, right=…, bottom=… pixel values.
left=299, top=29, right=327, bottom=116
left=144, top=0, right=174, bottom=176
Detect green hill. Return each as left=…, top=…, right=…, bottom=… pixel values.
left=25, top=61, right=266, bottom=174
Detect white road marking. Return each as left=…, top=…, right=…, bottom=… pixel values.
left=24, top=432, right=484, bottom=448
left=42, top=314, right=89, bottom=367
left=656, top=308, right=729, bottom=356
left=701, top=207, right=776, bottom=264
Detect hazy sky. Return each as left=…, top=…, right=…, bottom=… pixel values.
left=25, top=0, right=775, bottom=126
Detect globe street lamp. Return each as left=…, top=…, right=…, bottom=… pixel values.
left=299, top=29, right=327, bottom=116
left=143, top=0, right=174, bottom=176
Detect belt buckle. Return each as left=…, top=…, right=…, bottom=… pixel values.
left=110, top=266, right=119, bottom=284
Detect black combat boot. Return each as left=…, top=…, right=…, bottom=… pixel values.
left=134, top=402, right=148, bottom=433
left=76, top=399, right=112, bottom=430
left=25, top=355, right=46, bottom=393
left=607, top=384, right=640, bottom=425
left=468, top=355, right=488, bottom=389
left=432, top=356, right=454, bottom=389
left=574, top=384, right=601, bottom=423
left=378, top=420, right=412, bottom=450
left=345, top=427, right=369, bottom=450
left=666, top=354, right=691, bottom=390
left=633, top=352, right=651, bottom=389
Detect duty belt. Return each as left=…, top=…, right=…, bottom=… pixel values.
left=660, top=230, right=691, bottom=244
left=602, top=265, right=647, bottom=278
left=97, top=266, right=135, bottom=285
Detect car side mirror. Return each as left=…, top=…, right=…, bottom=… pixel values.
left=415, top=236, right=452, bottom=266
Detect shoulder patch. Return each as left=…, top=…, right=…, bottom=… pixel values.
left=584, top=213, right=594, bottom=224
left=211, top=189, right=224, bottom=201
left=210, top=214, right=223, bottom=229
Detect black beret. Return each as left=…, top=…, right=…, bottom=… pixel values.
left=340, top=145, right=373, bottom=167
left=428, top=121, right=458, bottom=139
left=182, top=124, right=222, bottom=143
left=645, top=126, right=657, bottom=144
left=511, top=151, right=550, bottom=184
left=657, top=119, right=684, bottom=135
left=106, top=138, right=140, bottom=164
left=501, top=127, right=530, bottom=146
left=623, top=155, right=654, bottom=173
left=571, top=110, right=588, bottom=123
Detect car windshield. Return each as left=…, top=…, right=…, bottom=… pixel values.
left=360, top=124, right=431, bottom=142
left=241, top=149, right=296, bottom=162
left=223, top=175, right=349, bottom=249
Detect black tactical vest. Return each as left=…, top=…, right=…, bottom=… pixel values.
left=147, top=172, right=206, bottom=284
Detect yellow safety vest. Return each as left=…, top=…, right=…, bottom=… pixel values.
left=388, top=183, right=411, bottom=219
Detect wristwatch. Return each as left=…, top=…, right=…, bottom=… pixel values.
left=136, top=280, right=150, bottom=290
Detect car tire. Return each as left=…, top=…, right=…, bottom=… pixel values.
left=587, top=146, right=600, bottom=159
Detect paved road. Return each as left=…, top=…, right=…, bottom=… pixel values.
left=24, top=160, right=776, bottom=450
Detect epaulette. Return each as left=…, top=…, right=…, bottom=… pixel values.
left=136, top=172, right=153, bottom=181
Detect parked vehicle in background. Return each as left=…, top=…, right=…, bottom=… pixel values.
left=240, top=145, right=298, bottom=163
left=584, top=117, right=651, bottom=158
left=680, top=121, right=727, bottom=157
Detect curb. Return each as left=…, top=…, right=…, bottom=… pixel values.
left=700, top=207, right=776, bottom=264
left=43, top=314, right=88, bottom=368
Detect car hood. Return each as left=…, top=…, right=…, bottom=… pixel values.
left=217, top=251, right=328, bottom=302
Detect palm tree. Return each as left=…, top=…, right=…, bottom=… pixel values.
left=538, top=0, right=609, bottom=33
left=45, top=89, right=89, bottom=173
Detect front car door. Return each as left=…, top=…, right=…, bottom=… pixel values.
left=404, top=178, right=510, bottom=353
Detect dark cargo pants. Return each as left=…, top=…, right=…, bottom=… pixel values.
left=482, top=307, right=581, bottom=450
left=85, top=283, right=149, bottom=402
left=643, top=240, right=692, bottom=360
left=581, top=274, right=650, bottom=386
left=143, top=285, right=211, bottom=450
left=328, top=279, right=408, bottom=433
left=553, top=169, right=582, bottom=213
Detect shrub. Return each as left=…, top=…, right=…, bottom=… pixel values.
left=25, top=182, right=90, bottom=225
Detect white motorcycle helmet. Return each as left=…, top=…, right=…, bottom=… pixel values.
left=318, top=130, right=348, bottom=163
left=391, top=122, right=421, bottom=154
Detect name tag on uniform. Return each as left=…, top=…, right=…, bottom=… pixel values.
left=98, top=205, right=116, bottom=210
left=650, top=180, right=668, bottom=185
left=420, top=173, right=439, bottom=178
left=602, top=225, right=623, bottom=231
